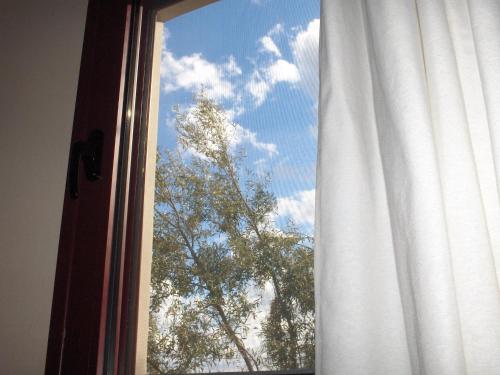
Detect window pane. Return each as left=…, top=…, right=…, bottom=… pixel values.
left=147, top=1, right=319, bottom=373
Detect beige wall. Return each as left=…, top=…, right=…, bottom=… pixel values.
left=0, top=1, right=88, bottom=373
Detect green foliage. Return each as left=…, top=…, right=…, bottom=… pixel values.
left=148, top=93, right=314, bottom=373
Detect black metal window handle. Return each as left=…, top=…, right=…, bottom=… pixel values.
left=68, top=129, right=104, bottom=199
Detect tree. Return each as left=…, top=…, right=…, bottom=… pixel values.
left=148, top=93, right=314, bottom=373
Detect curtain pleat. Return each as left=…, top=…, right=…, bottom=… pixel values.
left=316, top=1, right=500, bottom=374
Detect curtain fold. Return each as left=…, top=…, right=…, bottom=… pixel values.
left=316, top=1, right=500, bottom=374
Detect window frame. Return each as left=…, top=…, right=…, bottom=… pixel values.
left=45, top=1, right=316, bottom=374
left=45, top=0, right=137, bottom=373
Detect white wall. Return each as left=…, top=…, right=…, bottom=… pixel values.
left=0, top=1, right=88, bottom=373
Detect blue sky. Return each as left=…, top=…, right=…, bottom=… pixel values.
left=158, top=0, right=320, bottom=235
left=156, top=1, right=319, bottom=370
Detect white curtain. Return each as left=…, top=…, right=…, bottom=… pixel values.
left=316, top=1, right=500, bottom=374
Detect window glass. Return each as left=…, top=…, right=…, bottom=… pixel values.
left=148, top=1, right=319, bottom=372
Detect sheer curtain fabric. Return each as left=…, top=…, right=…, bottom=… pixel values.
left=316, top=1, right=500, bottom=374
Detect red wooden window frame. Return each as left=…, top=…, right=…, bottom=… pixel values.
left=45, top=0, right=163, bottom=373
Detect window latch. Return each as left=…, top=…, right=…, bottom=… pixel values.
left=68, top=129, right=104, bottom=199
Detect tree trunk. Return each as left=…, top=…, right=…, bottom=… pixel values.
left=174, top=221, right=257, bottom=371
left=212, top=303, right=257, bottom=372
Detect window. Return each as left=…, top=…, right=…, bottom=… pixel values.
left=143, top=1, right=319, bottom=373
left=46, top=1, right=319, bottom=374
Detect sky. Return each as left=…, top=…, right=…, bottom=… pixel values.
left=158, top=0, right=320, bottom=235
left=156, top=0, right=319, bottom=370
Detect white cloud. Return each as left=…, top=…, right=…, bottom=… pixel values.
left=247, top=20, right=308, bottom=107
left=246, top=59, right=300, bottom=107
left=245, top=70, right=272, bottom=107
left=161, top=31, right=245, bottom=115
left=161, top=19, right=319, bottom=110
left=162, top=20, right=316, bottom=110
left=266, top=59, right=300, bottom=84
left=277, top=189, right=316, bottom=226
left=259, top=36, right=281, bottom=57
left=160, top=50, right=241, bottom=101
left=290, top=19, right=320, bottom=99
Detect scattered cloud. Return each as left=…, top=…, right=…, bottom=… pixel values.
left=162, top=20, right=318, bottom=109
left=160, top=50, right=240, bottom=101
left=290, top=19, right=320, bottom=100
left=161, top=19, right=319, bottom=153
left=277, top=189, right=316, bottom=226
left=246, top=21, right=312, bottom=107
left=266, top=59, right=300, bottom=84
left=245, top=59, right=300, bottom=107
left=161, top=29, right=245, bottom=117
left=259, top=36, right=281, bottom=57
left=245, top=70, right=272, bottom=107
